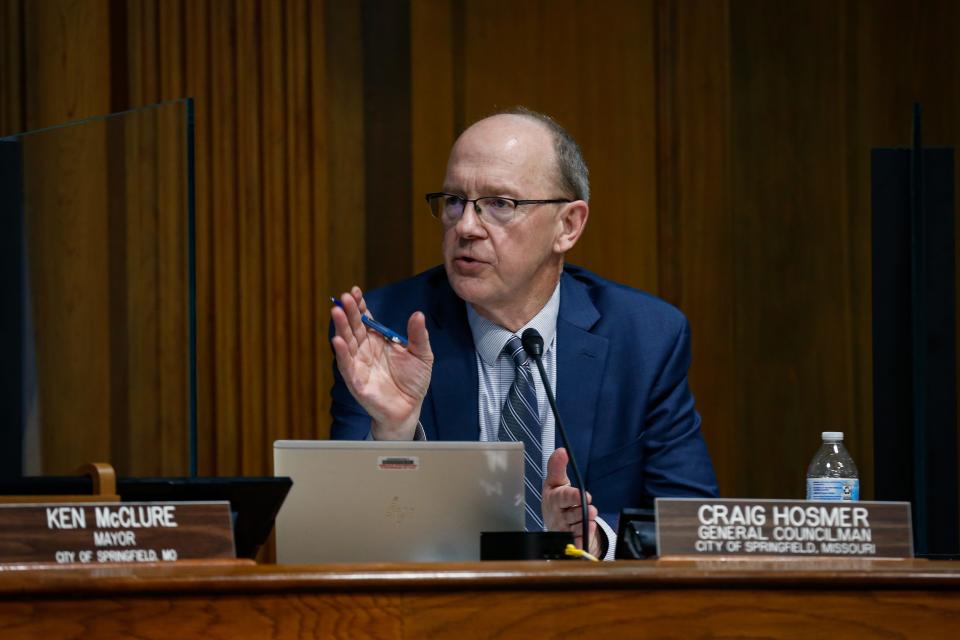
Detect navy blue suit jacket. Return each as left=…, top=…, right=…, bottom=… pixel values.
left=331, top=265, right=719, bottom=526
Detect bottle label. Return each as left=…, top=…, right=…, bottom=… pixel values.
left=806, top=478, right=859, bottom=501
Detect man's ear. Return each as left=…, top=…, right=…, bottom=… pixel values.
left=554, top=201, right=589, bottom=253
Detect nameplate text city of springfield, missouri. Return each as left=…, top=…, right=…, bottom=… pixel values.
left=655, top=498, right=913, bottom=558
left=0, top=501, right=235, bottom=566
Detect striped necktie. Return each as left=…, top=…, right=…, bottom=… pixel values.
left=498, top=335, right=544, bottom=531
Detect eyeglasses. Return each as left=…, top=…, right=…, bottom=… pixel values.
left=425, top=192, right=572, bottom=226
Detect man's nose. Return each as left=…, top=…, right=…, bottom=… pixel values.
left=454, top=201, right=486, bottom=237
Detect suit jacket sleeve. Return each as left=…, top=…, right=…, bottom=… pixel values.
left=586, top=315, right=719, bottom=532
left=639, top=317, right=719, bottom=502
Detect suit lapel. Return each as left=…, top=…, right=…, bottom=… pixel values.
left=424, top=269, right=606, bottom=451
left=556, top=272, right=608, bottom=479
left=425, top=280, right=479, bottom=440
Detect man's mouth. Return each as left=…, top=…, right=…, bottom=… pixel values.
left=452, top=255, right=488, bottom=271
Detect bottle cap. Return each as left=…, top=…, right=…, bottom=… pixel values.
left=821, top=431, right=844, bottom=441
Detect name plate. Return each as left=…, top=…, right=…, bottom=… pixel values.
left=0, top=501, right=235, bottom=565
left=655, top=498, right=913, bottom=558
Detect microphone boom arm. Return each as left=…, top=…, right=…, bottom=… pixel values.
left=523, top=329, right=592, bottom=555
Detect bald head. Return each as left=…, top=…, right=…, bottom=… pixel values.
left=446, top=114, right=558, bottom=199
left=460, top=107, right=590, bottom=202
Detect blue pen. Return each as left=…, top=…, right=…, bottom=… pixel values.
left=330, top=297, right=409, bottom=347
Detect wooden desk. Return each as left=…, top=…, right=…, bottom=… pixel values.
left=1, top=558, right=958, bottom=638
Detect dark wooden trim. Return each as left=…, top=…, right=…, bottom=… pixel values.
left=105, top=111, right=130, bottom=470
left=450, top=0, right=465, bottom=137
left=1, top=559, right=959, bottom=597
left=108, top=0, right=129, bottom=113
left=362, top=0, right=413, bottom=288
left=654, top=0, right=679, bottom=305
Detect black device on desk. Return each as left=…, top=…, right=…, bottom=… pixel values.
left=0, top=476, right=291, bottom=559
left=615, top=507, right=657, bottom=559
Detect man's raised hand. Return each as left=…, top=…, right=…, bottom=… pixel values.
left=330, top=286, right=434, bottom=440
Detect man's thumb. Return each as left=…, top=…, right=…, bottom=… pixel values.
left=545, top=447, right=570, bottom=489
left=406, top=311, right=433, bottom=361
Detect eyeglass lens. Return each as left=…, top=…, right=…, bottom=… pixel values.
left=433, top=196, right=516, bottom=224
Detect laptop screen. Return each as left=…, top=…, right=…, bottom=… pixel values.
left=273, top=440, right=524, bottom=563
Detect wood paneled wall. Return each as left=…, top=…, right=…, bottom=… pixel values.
left=1, top=0, right=959, bottom=501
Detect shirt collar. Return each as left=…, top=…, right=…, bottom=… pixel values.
left=467, top=282, right=561, bottom=366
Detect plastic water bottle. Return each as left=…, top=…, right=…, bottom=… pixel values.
left=806, top=431, right=859, bottom=501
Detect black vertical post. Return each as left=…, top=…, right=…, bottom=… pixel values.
left=916, top=146, right=958, bottom=556
left=908, top=105, right=929, bottom=552
left=0, top=139, right=24, bottom=479
left=362, top=0, right=413, bottom=289
left=872, top=112, right=958, bottom=557
left=872, top=148, right=914, bottom=505
left=186, top=98, right=198, bottom=478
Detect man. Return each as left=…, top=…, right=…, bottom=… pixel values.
left=330, top=108, right=718, bottom=558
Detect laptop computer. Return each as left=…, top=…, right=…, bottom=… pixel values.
left=273, top=440, right=525, bottom=563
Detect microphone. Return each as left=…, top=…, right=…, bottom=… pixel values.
left=521, top=328, right=591, bottom=555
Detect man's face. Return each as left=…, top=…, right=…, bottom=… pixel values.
left=441, top=115, right=568, bottom=323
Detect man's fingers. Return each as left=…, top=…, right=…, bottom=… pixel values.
left=331, top=305, right=359, bottom=355
left=331, top=335, right=352, bottom=371
left=351, top=286, right=370, bottom=317
left=561, top=503, right=598, bottom=527
left=340, top=292, right=367, bottom=338
left=545, top=447, right=570, bottom=489
left=552, top=485, right=592, bottom=509
left=406, top=311, right=433, bottom=361
left=561, top=489, right=592, bottom=508
left=572, top=520, right=599, bottom=552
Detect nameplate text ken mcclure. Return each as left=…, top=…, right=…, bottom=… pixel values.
left=0, top=501, right=235, bottom=565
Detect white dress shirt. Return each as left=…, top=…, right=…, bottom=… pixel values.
left=466, top=284, right=616, bottom=559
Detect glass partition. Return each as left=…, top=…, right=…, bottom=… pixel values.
left=0, top=99, right=196, bottom=477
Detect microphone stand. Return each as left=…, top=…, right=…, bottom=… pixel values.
left=522, top=329, right=591, bottom=555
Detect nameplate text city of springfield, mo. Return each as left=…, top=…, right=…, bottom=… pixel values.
left=0, top=501, right=235, bottom=566
left=655, top=498, right=913, bottom=558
